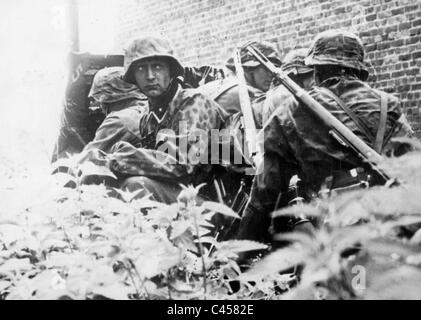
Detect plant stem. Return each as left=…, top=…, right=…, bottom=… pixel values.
left=193, top=211, right=207, bottom=300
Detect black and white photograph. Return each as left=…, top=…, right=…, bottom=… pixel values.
left=1, top=0, right=421, bottom=304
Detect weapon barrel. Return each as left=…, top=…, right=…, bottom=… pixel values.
left=245, top=45, right=385, bottom=167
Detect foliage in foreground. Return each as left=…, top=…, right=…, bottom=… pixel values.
left=1, top=144, right=421, bottom=299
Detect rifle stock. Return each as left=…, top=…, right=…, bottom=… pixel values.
left=245, top=44, right=393, bottom=183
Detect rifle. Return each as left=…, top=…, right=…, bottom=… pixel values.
left=244, top=44, right=395, bottom=185
left=232, top=49, right=258, bottom=166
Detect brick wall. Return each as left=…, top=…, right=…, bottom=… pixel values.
left=115, top=0, right=421, bottom=134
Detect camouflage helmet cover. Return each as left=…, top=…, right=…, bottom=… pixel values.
left=89, top=66, right=146, bottom=104
left=304, top=29, right=369, bottom=79
left=281, top=48, right=313, bottom=76
left=225, top=41, right=282, bottom=71
left=123, top=36, right=184, bottom=84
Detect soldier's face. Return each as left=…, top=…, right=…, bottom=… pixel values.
left=247, top=65, right=273, bottom=92
left=134, top=58, right=172, bottom=98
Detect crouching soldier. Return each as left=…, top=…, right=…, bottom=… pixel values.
left=93, top=35, right=228, bottom=203
left=237, top=30, right=413, bottom=243
left=193, top=42, right=283, bottom=239
left=83, top=66, right=148, bottom=153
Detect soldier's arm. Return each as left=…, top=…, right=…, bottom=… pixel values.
left=262, top=86, right=293, bottom=127
left=83, top=111, right=141, bottom=154
left=109, top=93, right=227, bottom=183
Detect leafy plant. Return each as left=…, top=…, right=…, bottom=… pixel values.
left=1, top=149, right=421, bottom=299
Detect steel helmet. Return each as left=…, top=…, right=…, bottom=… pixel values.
left=281, top=48, right=313, bottom=76
left=123, top=35, right=184, bottom=84
left=89, top=66, right=146, bottom=104
left=305, top=29, right=369, bottom=80
left=225, top=41, right=282, bottom=71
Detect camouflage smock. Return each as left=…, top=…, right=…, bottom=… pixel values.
left=237, top=75, right=413, bottom=242
left=199, top=77, right=267, bottom=128
left=106, top=84, right=228, bottom=186
left=261, top=85, right=294, bottom=127
left=83, top=101, right=148, bottom=154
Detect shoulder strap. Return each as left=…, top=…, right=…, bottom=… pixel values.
left=374, top=93, right=388, bottom=153
left=316, top=86, right=376, bottom=145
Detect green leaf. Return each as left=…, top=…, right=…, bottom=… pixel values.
left=239, top=246, right=307, bottom=282
left=200, top=201, right=240, bottom=219
left=78, top=161, right=117, bottom=180
left=170, top=220, right=191, bottom=240
left=217, top=240, right=268, bottom=253
left=272, top=204, right=322, bottom=219
left=111, top=188, right=148, bottom=203
left=0, top=258, right=32, bottom=274
left=0, top=280, right=11, bottom=292
left=91, top=283, right=132, bottom=300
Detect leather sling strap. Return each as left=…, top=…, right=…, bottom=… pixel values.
left=374, top=93, right=388, bottom=153
left=317, top=86, right=376, bottom=145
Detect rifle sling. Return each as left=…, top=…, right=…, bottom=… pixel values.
left=374, top=93, right=388, bottom=153
left=317, top=86, right=376, bottom=146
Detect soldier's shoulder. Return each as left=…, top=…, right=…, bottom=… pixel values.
left=106, top=105, right=146, bottom=129
left=109, top=104, right=147, bottom=118
left=196, top=77, right=238, bottom=97
left=176, top=86, right=221, bottom=106
left=371, top=87, right=400, bottom=104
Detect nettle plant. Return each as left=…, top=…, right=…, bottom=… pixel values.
left=0, top=158, right=270, bottom=300
left=1, top=139, right=421, bottom=300
left=241, top=142, right=421, bottom=300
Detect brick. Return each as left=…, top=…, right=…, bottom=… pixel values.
left=366, top=14, right=377, bottom=21
left=399, top=54, right=411, bottom=61
left=413, top=51, right=421, bottom=59
left=392, top=8, right=404, bottom=15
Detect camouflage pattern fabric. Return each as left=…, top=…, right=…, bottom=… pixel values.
left=305, top=29, right=369, bottom=80
left=105, top=85, right=228, bottom=187
left=261, top=85, right=294, bottom=127
left=199, top=77, right=266, bottom=127
left=281, top=48, right=313, bottom=76
left=80, top=67, right=148, bottom=154
left=83, top=103, right=147, bottom=154
left=123, top=36, right=184, bottom=84
left=88, top=66, right=146, bottom=111
left=262, top=48, right=314, bottom=126
left=225, top=41, right=282, bottom=71
left=237, top=75, right=413, bottom=242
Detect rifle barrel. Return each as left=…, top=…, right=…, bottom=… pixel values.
left=245, top=44, right=387, bottom=173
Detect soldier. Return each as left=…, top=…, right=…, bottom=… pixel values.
left=200, top=41, right=282, bottom=128
left=82, top=66, right=148, bottom=153
left=191, top=42, right=282, bottom=239
left=102, top=35, right=228, bottom=203
left=262, top=48, right=314, bottom=126
left=237, top=30, right=413, bottom=243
